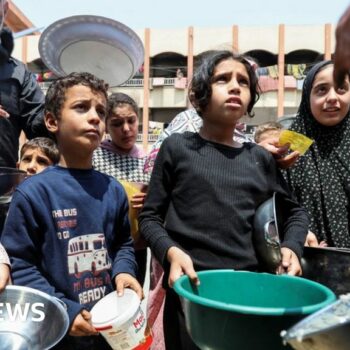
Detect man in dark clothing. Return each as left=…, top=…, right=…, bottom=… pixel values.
left=0, top=4, right=47, bottom=168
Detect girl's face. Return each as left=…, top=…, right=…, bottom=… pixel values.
left=203, top=58, right=251, bottom=126
left=310, top=65, right=350, bottom=126
left=107, top=104, right=139, bottom=152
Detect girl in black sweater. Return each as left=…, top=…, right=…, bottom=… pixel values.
left=139, top=50, right=309, bottom=350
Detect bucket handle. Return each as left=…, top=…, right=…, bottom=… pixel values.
left=94, top=325, right=113, bottom=331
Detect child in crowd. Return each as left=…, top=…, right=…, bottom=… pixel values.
left=139, top=50, right=309, bottom=350
left=17, top=137, right=60, bottom=174
left=93, top=92, right=149, bottom=182
left=0, top=138, right=58, bottom=291
left=1, top=72, right=142, bottom=350
left=254, top=121, right=283, bottom=144
left=93, top=93, right=149, bottom=285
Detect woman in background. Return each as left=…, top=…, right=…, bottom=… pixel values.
left=93, top=93, right=150, bottom=284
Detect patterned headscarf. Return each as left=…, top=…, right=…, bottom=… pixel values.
left=285, top=60, right=350, bottom=247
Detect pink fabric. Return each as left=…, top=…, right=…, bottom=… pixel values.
left=258, top=76, right=297, bottom=92
left=148, top=257, right=166, bottom=350
left=0, top=243, right=10, bottom=265
left=144, top=147, right=158, bottom=174
left=101, top=139, right=145, bottom=158
left=174, top=77, right=187, bottom=89
left=258, top=76, right=279, bottom=92
left=101, top=139, right=164, bottom=346
left=284, top=75, right=297, bottom=89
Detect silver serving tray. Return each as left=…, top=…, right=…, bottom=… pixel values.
left=39, top=15, right=144, bottom=86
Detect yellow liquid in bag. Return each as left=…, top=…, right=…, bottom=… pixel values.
left=279, top=130, right=313, bottom=155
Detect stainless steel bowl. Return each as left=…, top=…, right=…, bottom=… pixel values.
left=0, top=285, right=69, bottom=350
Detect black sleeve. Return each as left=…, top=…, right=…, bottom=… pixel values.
left=269, top=157, right=309, bottom=260
left=19, top=68, right=49, bottom=139
left=139, top=137, right=181, bottom=265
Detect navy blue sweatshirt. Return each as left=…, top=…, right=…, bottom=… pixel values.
left=1, top=166, right=137, bottom=326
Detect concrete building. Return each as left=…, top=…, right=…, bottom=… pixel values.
left=5, top=2, right=335, bottom=148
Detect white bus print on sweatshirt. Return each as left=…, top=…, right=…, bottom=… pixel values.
left=67, top=233, right=111, bottom=278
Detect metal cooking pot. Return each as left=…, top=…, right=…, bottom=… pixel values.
left=253, top=192, right=283, bottom=272
left=301, top=246, right=350, bottom=296
left=0, top=285, right=69, bottom=350
left=254, top=194, right=350, bottom=295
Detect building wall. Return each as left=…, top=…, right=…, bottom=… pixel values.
left=15, top=23, right=335, bottom=149
left=239, top=25, right=279, bottom=53
left=14, top=24, right=334, bottom=63
left=285, top=25, right=333, bottom=53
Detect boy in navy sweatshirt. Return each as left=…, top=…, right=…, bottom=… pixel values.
left=1, top=72, right=142, bottom=349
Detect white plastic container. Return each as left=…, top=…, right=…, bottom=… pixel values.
left=91, top=289, right=152, bottom=350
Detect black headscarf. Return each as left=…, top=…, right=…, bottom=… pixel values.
left=286, top=60, right=350, bottom=247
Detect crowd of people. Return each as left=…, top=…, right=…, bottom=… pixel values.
left=0, top=2, right=350, bottom=350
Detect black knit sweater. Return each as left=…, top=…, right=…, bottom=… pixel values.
left=139, top=132, right=309, bottom=274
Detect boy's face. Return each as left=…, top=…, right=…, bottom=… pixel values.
left=17, top=148, right=53, bottom=175
left=203, top=59, right=251, bottom=126
left=45, top=85, right=106, bottom=158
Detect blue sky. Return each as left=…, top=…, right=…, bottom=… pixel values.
left=12, top=0, right=350, bottom=30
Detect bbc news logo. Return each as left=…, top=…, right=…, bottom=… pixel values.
left=0, top=303, right=45, bottom=322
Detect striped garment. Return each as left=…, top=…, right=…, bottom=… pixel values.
left=93, top=141, right=150, bottom=184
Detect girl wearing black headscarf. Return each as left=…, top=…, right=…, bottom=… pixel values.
left=285, top=60, right=350, bottom=247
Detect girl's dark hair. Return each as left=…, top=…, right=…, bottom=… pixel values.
left=45, top=72, right=108, bottom=119
left=189, top=50, right=260, bottom=118
left=107, top=92, right=139, bottom=118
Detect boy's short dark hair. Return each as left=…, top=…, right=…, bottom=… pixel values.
left=44, top=72, right=109, bottom=119
left=20, top=137, right=60, bottom=164
left=189, top=50, right=260, bottom=118
left=254, top=121, right=283, bottom=143
left=107, top=92, right=139, bottom=119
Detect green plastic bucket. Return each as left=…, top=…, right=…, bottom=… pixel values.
left=173, top=270, right=336, bottom=350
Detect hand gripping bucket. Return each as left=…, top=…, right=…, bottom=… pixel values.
left=91, top=289, right=152, bottom=350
